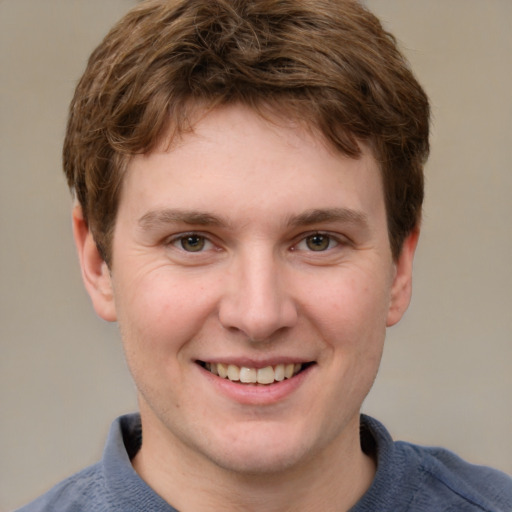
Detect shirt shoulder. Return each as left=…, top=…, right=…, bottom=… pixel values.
left=353, top=416, right=512, bottom=512
left=398, top=441, right=512, bottom=512
left=14, top=414, right=176, bottom=512
left=14, top=462, right=109, bottom=512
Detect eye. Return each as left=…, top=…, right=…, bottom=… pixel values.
left=171, top=234, right=212, bottom=252
left=296, top=233, right=339, bottom=252
left=180, top=235, right=205, bottom=252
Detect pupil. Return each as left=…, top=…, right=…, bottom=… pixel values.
left=182, top=235, right=204, bottom=252
left=307, top=234, right=329, bottom=251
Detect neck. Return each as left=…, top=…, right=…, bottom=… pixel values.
left=132, top=413, right=376, bottom=512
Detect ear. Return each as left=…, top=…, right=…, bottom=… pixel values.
left=72, top=203, right=117, bottom=322
left=386, top=227, right=420, bottom=327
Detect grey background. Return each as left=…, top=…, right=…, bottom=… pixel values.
left=1, top=1, right=511, bottom=510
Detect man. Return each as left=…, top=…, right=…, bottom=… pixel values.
left=18, top=0, right=512, bottom=510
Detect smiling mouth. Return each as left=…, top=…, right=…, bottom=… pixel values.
left=197, top=361, right=314, bottom=385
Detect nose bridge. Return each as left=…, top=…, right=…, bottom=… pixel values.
left=219, top=244, right=297, bottom=341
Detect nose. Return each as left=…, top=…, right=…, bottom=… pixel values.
left=218, top=249, right=298, bottom=342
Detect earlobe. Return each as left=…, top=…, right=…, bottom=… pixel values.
left=386, top=228, right=419, bottom=327
left=72, top=203, right=117, bottom=322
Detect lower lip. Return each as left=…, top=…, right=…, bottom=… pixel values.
left=199, top=364, right=315, bottom=405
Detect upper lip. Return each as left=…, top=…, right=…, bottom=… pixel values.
left=196, top=357, right=314, bottom=369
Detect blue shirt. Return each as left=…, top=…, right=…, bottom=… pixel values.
left=17, top=414, right=512, bottom=511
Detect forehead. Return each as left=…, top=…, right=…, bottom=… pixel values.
left=119, top=105, right=386, bottom=229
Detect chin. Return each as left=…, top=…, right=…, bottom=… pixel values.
left=197, top=423, right=317, bottom=476
left=208, top=444, right=307, bottom=476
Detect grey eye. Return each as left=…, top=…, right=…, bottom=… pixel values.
left=305, top=234, right=331, bottom=251
left=180, top=235, right=206, bottom=252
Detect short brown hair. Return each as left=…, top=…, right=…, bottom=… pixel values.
left=63, top=0, right=430, bottom=265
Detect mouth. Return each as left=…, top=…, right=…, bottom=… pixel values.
left=197, top=361, right=315, bottom=385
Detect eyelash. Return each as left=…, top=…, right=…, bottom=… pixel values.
left=292, top=232, right=342, bottom=252
left=167, top=232, right=215, bottom=253
left=167, top=231, right=346, bottom=254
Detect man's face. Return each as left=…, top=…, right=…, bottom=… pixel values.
left=80, top=105, right=415, bottom=475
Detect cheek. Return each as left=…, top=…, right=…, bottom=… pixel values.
left=114, top=270, right=216, bottom=356
left=303, top=270, right=390, bottom=341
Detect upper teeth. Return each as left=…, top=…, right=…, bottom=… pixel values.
left=205, top=362, right=302, bottom=385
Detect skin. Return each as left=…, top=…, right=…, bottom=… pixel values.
left=74, top=105, right=418, bottom=511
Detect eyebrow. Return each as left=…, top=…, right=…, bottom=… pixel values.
left=138, top=208, right=229, bottom=230
left=137, top=207, right=369, bottom=231
left=286, top=208, right=369, bottom=229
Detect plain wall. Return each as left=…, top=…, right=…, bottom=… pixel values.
left=1, top=0, right=511, bottom=510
